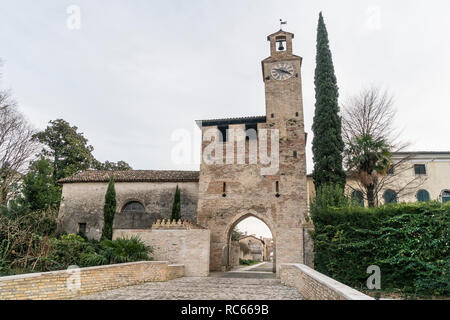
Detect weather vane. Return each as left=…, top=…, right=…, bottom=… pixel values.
left=280, top=19, right=287, bottom=30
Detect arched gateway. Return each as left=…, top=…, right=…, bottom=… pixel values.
left=196, top=29, right=314, bottom=275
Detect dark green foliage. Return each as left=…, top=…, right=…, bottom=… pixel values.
left=171, top=185, right=181, bottom=221
left=311, top=201, right=450, bottom=296
left=231, top=228, right=245, bottom=241
left=101, top=176, right=116, bottom=241
left=312, top=12, right=346, bottom=191
left=94, top=160, right=132, bottom=171
left=239, top=259, right=257, bottom=266
left=100, top=237, right=152, bottom=264
left=33, top=119, right=95, bottom=182
left=19, top=157, right=62, bottom=212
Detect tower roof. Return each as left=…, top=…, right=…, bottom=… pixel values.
left=267, top=29, right=294, bottom=40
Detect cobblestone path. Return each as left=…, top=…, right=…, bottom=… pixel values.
left=77, top=273, right=303, bottom=300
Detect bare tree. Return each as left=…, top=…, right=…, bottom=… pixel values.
left=342, top=87, right=425, bottom=207
left=0, top=91, right=38, bottom=204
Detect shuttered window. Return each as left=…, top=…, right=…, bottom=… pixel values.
left=417, top=190, right=430, bottom=202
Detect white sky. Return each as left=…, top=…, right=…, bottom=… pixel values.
left=1, top=1, right=449, bottom=235
left=235, top=217, right=272, bottom=239
left=1, top=1, right=449, bottom=173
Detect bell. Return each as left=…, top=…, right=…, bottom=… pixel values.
left=277, top=41, right=285, bottom=51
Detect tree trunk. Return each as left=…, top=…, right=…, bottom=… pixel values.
left=367, top=184, right=376, bottom=208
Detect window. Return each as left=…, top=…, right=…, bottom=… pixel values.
left=295, top=112, right=299, bottom=117
left=441, top=190, right=450, bottom=203
left=218, top=126, right=228, bottom=142
left=78, top=223, right=86, bottom=235
left=275, top=181, right=280, bottom=197
left=351, top=190, right=365, bottom=207
left=417, top=190, right=430, bottom=202
left=245, top=124, right=258, bottom=140
left=223, top=182, right=227, bottom=197
left=414, top=164, right=426, bottom=175
left=271, top=113, right=274, bottom=118
left=293, top=151, right=297, bottom=158
left=122, top=201, right=145, bottom=213
left=383, top=190, right=398, bottom=204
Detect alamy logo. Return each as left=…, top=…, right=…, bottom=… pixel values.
left=366, top=265, right=381, bottom=290
left=66, top=5, right=81, bottom=30
left=66, top=265, right=81, bottom=292
left=202, top=128, right=280, bottom=175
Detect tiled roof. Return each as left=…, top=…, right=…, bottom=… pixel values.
left=58, top=170, right=200, bottom=184
left=196, top=116, right=266, bottom=128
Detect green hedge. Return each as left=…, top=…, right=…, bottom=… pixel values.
left=311, top=201, right=450, bottom=296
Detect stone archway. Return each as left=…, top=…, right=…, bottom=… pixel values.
left=224, top=211, right=276, bottom=273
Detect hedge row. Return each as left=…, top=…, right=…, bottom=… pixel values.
left=311, top=201, right=450, bottom=296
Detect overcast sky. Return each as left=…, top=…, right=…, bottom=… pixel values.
left=1, top=1, right=449, bottom=236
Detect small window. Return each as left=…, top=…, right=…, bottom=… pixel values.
left=223, top=182, right=227, bottom=197
left=218, top=126, right=228, bottom=142
left=295, top=112, right=299, bottom=117
left=383, top=190, right=398, bottom=204
left=417, top=190, right=430, bottom=202
left=293, top=151, right=297, bottom=158
left=245, top=124, right=258, bottom=140
left=351, top=190, right=365, bottom=207
left=275, top=181, right=280, bottom=197
left=271, top=113, right=274, bottom=118
left=441, top=190, right=450, bottom=203
left=414, top=164, right=426, bottom=175
left=122, top=201, right=145, bottom=213
left=78, top=223, right=86, bottom=235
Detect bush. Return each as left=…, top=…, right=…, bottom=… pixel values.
left=239, top=259, right=257, bottom=266
left=311, top=201, right=450, bottom=297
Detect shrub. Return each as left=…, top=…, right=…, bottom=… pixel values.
left=239, top=259, right=256, bottom=266
left=311, top=201, right=450, bottom=296
left=100, top=237, right=152, bottom=264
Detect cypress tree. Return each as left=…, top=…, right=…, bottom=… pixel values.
left=171, top=185, right=181, bottom=221
left=312, top=12, right=346, bottom=191
left=101, top=175, right=116, bottom=240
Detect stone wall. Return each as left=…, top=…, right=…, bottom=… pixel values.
left=280, top=264, right=374, bottom=300
left=58, top=181, right=198, bottom=240
left=0, top=261, right=183, bottom=300
left=113, top=221, right=210, bottom=277
left=229, top=241, right=240, bottom=267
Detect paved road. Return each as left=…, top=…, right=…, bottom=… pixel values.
left=77, top=271, right=303, bottom=300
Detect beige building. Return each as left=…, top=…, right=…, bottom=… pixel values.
left=238, top=235, right=266, bottom=262
left=307, top=151, right=450, bottom=207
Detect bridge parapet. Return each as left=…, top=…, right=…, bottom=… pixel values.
left=280, top=263, right=374, bottom=300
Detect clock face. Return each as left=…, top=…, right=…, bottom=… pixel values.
left=270, top=63, right=294, bottom=81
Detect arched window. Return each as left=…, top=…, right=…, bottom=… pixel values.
left=417, top=190, right=430, bottom=202
left=383, top=190, right=398, bottom=204
left=441, top=190, right=450, bottom=203
left=122, top=201, right=145, bottom=213
left=351, top=190, right=365, bottom=207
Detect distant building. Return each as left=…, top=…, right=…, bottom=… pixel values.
left=307, top=151, right=450, bottom=207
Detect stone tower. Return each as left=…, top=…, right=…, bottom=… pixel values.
left=196, top=29, right=313, bottom=275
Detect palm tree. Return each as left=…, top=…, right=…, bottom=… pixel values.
left=345, top=134, right=391, bottom=207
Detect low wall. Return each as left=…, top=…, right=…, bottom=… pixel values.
left=280, top=264, right=374, bottom=300
left=0, top=261, right=183, bottom=300
left=114, top=224, right=210, bottom=277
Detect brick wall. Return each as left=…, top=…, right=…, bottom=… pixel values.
left=0, top=261, right=183, bottom=300
left=280, top=264, right=374, bottom=300
left=113, top=227, right=210, bottom=277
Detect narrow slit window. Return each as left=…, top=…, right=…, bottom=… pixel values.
left=295, top=112, right=299, bottom=117
left=78, top=223, right=86, bottom=235
left=275, top=181, right=280, bottom=197
left=293, top=151, right=297, bottom=158
left=223, top=182, right=227, bottom=197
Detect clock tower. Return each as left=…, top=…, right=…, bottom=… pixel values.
left=196, top=29, right=313, bottom=275
left=262, top=30, right=304, bottom=132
